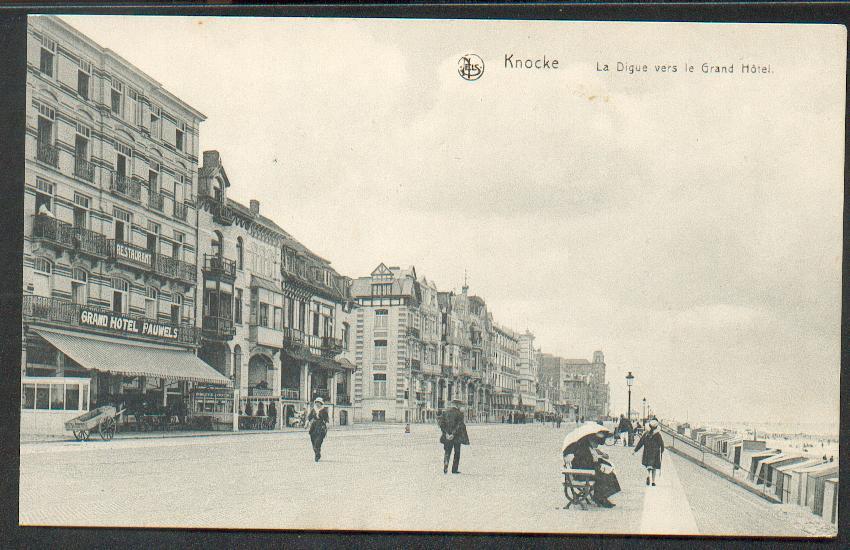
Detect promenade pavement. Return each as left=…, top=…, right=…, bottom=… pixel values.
left=19, top=423, right=823, bottom=535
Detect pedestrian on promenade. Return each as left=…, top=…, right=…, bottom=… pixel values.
left=557, top=415, right=562, bottom=429
left=634, top=418, right=664, bottom=486
left=268, top=401, right=277, bottom=430
left=616, top=414, right=631, bottom=445
left=307, top=397, right=330, bottom=462
left=438, top=398, right=470, bottom=474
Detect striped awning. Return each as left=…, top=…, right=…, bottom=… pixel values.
left=34, top=328, right=231, bottom=386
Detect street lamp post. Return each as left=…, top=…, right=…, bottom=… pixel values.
left=642, top=397, right=647, bottom=423
left=626, top=371, right=635, bottom=446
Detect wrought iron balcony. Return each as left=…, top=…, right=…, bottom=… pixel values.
left=311, top=388, right=330, bottom=400
left=283, top=327, right=305, bottom=346
left=336, top=394, right=351, bottom=406
left=209, top=200, right=234, bottom=225
left=110, top=172, right=141, bottom=202
left=203, top=254, right=236, bottom=280
left=36, top=141, right=58, bottom=167
left=32, top=216, right=109, bottom=258
left=22, top=294, right=199, bottom=346
left=74, top=157, right=95, bottom=182
left=148, top=191, right=165, bottom=212
left=321, top=336, right=343, bottom=355
left=280, top=387, right=300, bottom=401
left=202, top=315, right=235, bottom=340
left=174, top=201, right=188, bottom=221
left=154, top=254, right=196, bottom=284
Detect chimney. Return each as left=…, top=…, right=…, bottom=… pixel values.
left=250, top=199, right=260, bottom=215
left=202, top=150, right=220, bottom=169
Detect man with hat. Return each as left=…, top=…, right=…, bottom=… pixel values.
left=438, top=397, right=470, bottom=474
left=307, top=397, right=330, bottom=462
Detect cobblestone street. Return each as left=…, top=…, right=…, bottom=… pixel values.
left=19, top=424, right=821, bottom=535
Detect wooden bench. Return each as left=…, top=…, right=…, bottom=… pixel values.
left=562, top=468, right=596, bottom=510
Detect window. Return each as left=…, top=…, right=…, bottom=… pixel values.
left=375, top=309, right=388, bottom=330
left=39, top=36, right=55, bottom=76
left=32, top=257, right=52, bottom=297
left=236, top=237, right=244, bottom=270
left=110, top=79, right=124, bottom=116
left=65, top=384, right=80, bottom=411
left=312, top=310, right=320, bottom=337
left=273, top=307, right=282, bottom=330
left=171, top=294, right=183, bottom=325
left=129, top=89, right=143, bottom=126
left=234, top=289, right=243, bottom=325
left=22, top=384, right=35, bottom=409
left=286, top=297, right=294, bottom=328
left=298, top=302, right=306, bottom=331
left=150, top=105, right=161, bottom=139
left=149, top=162, right=159, bottom=193
left=50, top=383, right=64, bottom=410
left=372, top=283, right=392, bottom=296
left=112, top=207, right=131, bottom=242
left=342, top=322, right=350, bottom=350
left=374, top=340, right=387, bottom=363
left=146, top=222, right=160, bottom=254
left=259, top=303, right=269, bottom=328
left=145, top=287, right=159, bottom=319
left=71, top=268, right=88, bottom=305
left=37, top=113, right=53, bottom=149
left=34, top=178, right=53, bottom=215
left=77, top=59, right=91, bottom=99
left=371, top=410, right=386, bottom=422
left=112, top=278, right=129, bottom=314
left=212, top=231, right=223, bottom=258
left=73, top=193, right=89, bottom=229
left=372, top=374, right=387, bottom=398
left=172, top=231, right=184, bottom=261
left=175, top=123, right=185, bottom=152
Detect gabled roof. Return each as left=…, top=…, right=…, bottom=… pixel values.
left=371, top=263, right=393, bottom=277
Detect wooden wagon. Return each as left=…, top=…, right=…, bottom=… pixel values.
left=64, top=406, right=124, bottom=441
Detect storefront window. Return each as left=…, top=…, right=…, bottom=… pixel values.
left=82, top=386, right=89, bottom=410
left=50, top=383, right=65, bottom=410
left=65, top=384, right=80, bottom=410
left=35, top=386, right=49, bottom=409
left=22, top=384, right=35, bottom=409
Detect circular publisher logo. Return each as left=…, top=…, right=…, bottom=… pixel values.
left=458, top=54, right=484, bottom=81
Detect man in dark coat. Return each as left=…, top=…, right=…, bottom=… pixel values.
left=438, top=398, right=470, bottom=474
left=634, top=418, right=664, bottom=485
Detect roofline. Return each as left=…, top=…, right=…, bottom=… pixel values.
left=45, top=16, right=206, bottom=121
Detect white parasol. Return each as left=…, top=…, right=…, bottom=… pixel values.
left=561, top=422, right=613, bottom=454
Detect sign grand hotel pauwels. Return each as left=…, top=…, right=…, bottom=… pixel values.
left=79, top=309, right=180, bottom=340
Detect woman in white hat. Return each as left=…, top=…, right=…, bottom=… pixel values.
left=634, top=418, right=664, bottom=486
left=307, top=397, right=330, bottom=462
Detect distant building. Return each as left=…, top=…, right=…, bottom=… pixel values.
left=540, top=351, right=609, bottom=420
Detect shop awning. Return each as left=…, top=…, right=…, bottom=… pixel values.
left=337, top=358, right=356, bottom=370
left=33, top=328, right=232, bottom=386
left=283, top=346, right=315, bottom=363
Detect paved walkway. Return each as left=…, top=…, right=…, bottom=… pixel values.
left=19, top=423, right=826, bottom=535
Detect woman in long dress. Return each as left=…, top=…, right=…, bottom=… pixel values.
left=634, top=418, right=664, bottom=486
left=307, top=397, right=330, bottom=462
left=566, top=434, right=621, bottom=507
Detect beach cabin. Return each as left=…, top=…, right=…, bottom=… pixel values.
left=774, top=458, right=821, bottom=502
left=726, top=438, right=743, bottom=463
left=760, top=456, right=808, bottom=489
left=715, top=434, right=736, bottom=455
left=784, top=460, right=827, bottom=505
left=803, top=463, right=838, bottom=513
left=822, top=477, right=838, bottom=524
left=690, top=428, right=705, bottom=442
left=747, top=450, right=780, bottom=483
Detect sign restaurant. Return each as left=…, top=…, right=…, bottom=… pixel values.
left=79, top=309, right=179, bottom=340
left=114, top=242, right=152, bottom=266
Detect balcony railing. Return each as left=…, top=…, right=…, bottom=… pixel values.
left=32, top=216, right=109, bottom=258
left=174, top=201, right=188, bottom=221
left=337, top=394, right=351, bottom=406
left=110, top=173, right=141, bottom=202
left=74, top=157, right=95, bottom=182
left=311, top=388, right=330, bottom=400
left=283, top=327, right=305, bottom=346
left=209, top=200, right=234, bottom=225
left=248, top=387, right=274, bottom=397
left=36, top=141, right=58, bottom=167
left=321, top=336, right=343, bottom=354
left=154, top=254, right=195, bottom=284
left=304, top=334, right=322, bottom=350
left=148, top=191, right=165, bottom=212
left=203, top=254, right=236, bottom=279
left=202, top=315, right=235, bottom=340
left=281, top=387, right=300, bottom=400
left=23, top=295, right=199, bottom=346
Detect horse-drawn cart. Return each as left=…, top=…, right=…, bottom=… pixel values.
left=64, top=406, right=124, bottom=441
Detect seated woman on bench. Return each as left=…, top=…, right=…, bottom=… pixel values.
left=564, top=433, right=622, bottom=508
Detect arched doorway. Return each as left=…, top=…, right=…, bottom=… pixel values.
left=248, top=354, right=272, bottom=389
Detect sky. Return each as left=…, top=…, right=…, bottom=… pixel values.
left=55, top=16, right=844, bottom=429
